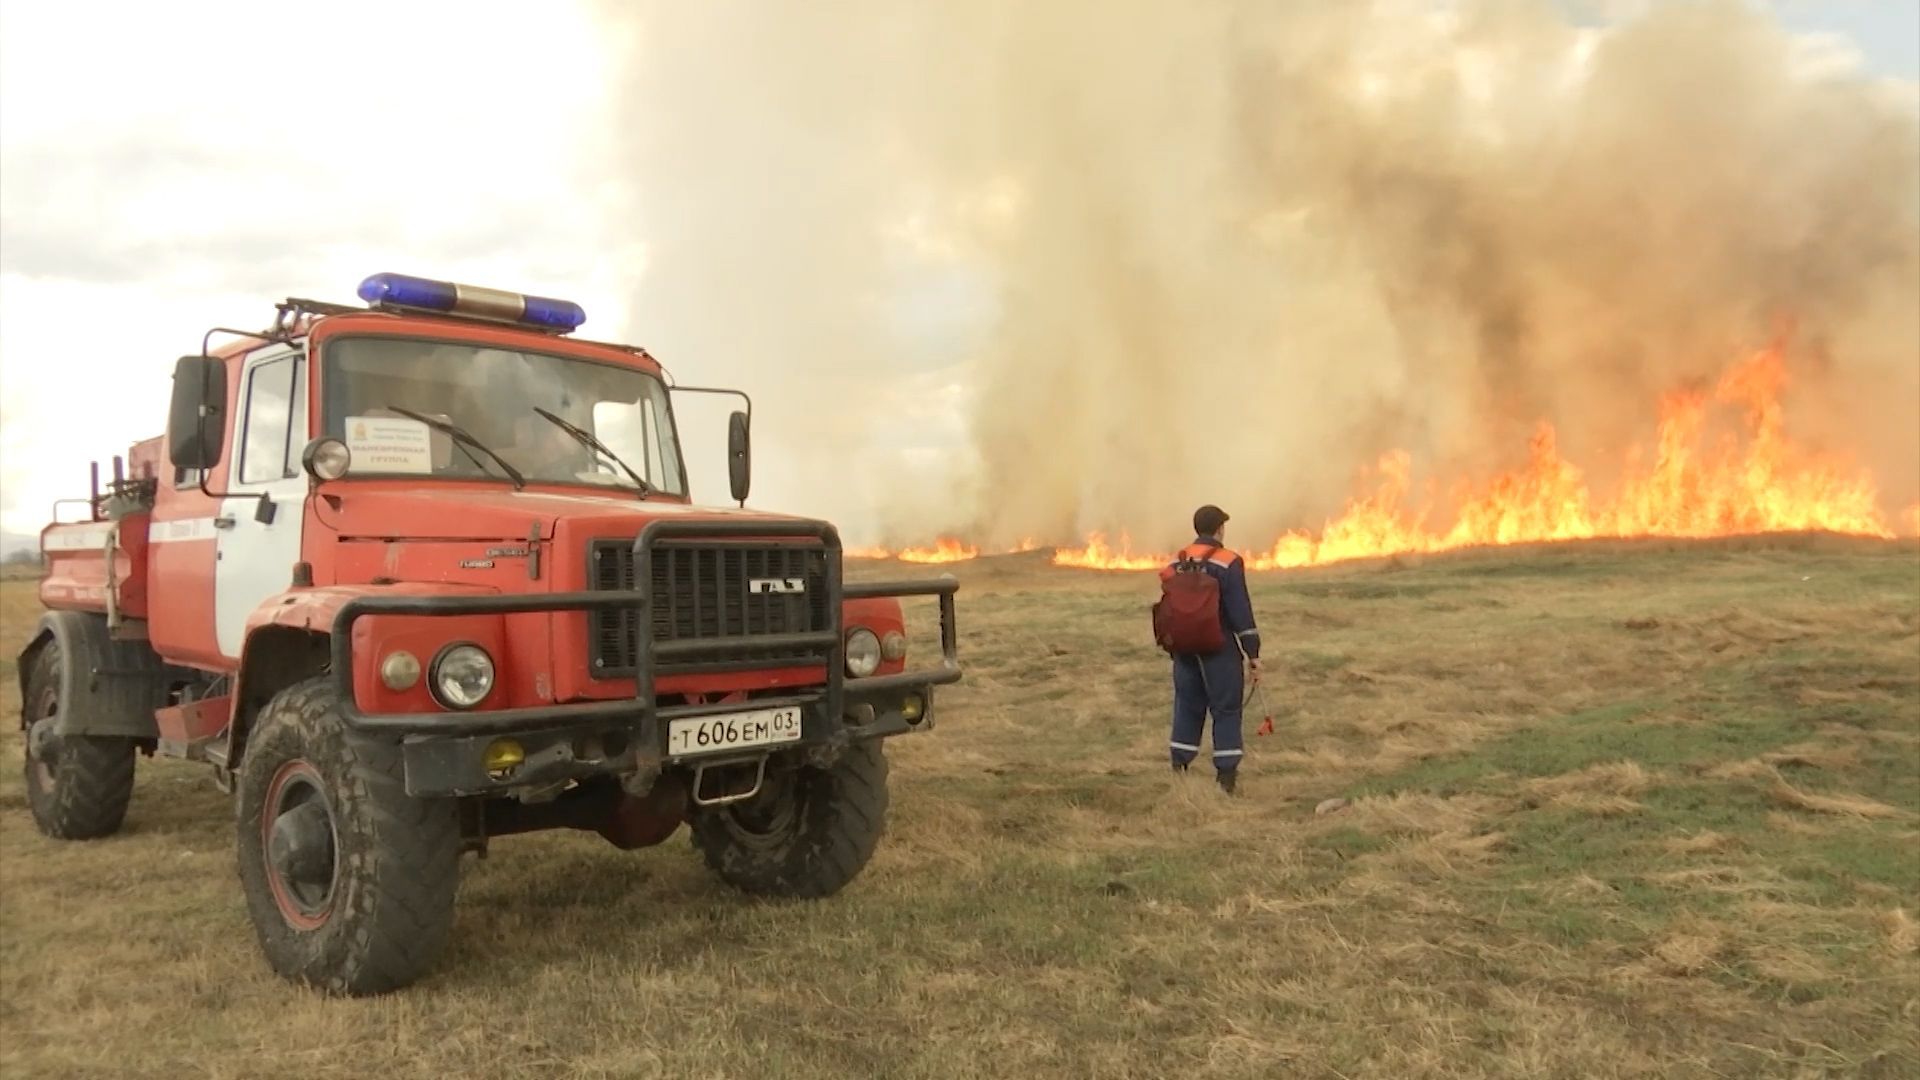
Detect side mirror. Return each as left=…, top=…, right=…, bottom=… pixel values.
left=167, top=355, right=226, bottom=471
left=726, top=410, right=751, bottom=505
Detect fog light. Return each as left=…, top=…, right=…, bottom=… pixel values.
left=483, top=738, right=525, bottom=779
left=380, top=651, right=421, bottom=691
left=901, top=693, right=925, bottom=723
left=881, top=631, right=907, bottom=662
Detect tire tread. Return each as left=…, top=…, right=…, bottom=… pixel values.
left=23, top=644, right=137, bottom=841
left=691, top=740, right=890, bottom=899
left=236, top=677, right=459, bottom=996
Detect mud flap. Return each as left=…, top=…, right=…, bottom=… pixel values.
left=21, top=610, right=177, bottom=740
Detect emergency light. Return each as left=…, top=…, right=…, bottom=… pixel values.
left=356, top=272, right=588, bottom=333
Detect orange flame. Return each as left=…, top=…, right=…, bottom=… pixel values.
left=1050, top=532, right=1165, bottom=571
left=854, top=350, right=1912, bottom=571
left=1055, top=348, right=1905, bottom=570
left=897, top=537, right=981, bottom=563
left=851, top=536, right=1043, bottom=562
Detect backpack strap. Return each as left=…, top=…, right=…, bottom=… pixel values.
left=1179, top=540, right=1221, bottom=565
left=1167, top=540, right=1224, bottom=576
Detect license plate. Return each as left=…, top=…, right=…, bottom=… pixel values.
left=667, top=707, right=803, bottom=757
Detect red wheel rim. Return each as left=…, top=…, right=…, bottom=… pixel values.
left=261, top=759, right=338, bottom=931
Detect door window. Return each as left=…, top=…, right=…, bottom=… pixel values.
left=239, top=355, right=304, bottom=484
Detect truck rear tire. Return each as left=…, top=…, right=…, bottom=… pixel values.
left=22, top=640, right=137, bottom=840
left=235, top=677, right=459, bottom=996
left=690, top=740, right=890, bottom=898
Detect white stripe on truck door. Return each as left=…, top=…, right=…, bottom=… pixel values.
left=148, top=518, right=220, bottom=544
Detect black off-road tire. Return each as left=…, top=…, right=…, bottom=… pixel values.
left=235, top=677, right=460, bottom=996
left=22, top=641, right=136, bottom=840
left=691, top=740, right=890, bottom=898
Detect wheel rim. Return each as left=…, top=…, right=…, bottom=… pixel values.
left=25, top=681, right=58, bottom=792
left=261, top=760, right=339, bottom=930
left=720, top=767, right=802, bottom=850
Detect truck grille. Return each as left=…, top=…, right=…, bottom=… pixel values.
left=588, top=540, right=832, bottom=677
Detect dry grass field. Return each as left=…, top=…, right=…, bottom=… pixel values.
left=1, top=537, right=1916, bottom=1079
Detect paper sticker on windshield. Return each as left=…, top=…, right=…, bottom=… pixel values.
left=346, top=416, right=433, bottom=474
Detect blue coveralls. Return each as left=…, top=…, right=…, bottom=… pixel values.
left=1163, top=536, right=1261, bottom=774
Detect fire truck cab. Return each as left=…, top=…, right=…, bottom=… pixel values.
left=18, top=273, right=961, bottom=995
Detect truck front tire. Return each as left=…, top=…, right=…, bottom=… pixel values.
left=22, top=640, right=137, bottom=840
left=235, top=677, right=460, bottom=996
left=690, top=740, right=890, bottom=898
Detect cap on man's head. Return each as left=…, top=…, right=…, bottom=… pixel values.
left=1193, top=504, right=1230, bottom=537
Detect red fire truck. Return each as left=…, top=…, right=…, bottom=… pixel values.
left=19, top=273, right=961, bottom=995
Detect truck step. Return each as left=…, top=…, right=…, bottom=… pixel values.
left=156, top=736, right=228, bottom=767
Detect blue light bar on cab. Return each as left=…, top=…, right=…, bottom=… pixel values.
left=356, top=272, right=588, bottom=333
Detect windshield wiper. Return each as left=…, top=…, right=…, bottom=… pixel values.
left=533, top=408, right=654, bottom=496
left=381, top=405, right=526, bottom=490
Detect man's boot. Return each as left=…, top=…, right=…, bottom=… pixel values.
left=1217, top=769, right=1238, bottom=795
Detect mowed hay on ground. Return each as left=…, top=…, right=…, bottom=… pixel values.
left=1, top=536, right=1916, bottom=1079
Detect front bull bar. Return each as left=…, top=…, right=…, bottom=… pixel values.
left=325, top=517, right=961, bottom=743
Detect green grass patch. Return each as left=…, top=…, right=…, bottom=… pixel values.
left=1447, top=770, right=1917, bottom=961
left=1304, top=825, right=1392, bottom=859
left=1763, top=825, right=1920, bottom=903
left=1480, top=879, right=1627, bottom=947
left=1360, top=651, right=1914, bottom=956
left=1285, top=649, right=1352, bottom=679
left=1349, top=695, right=1807, bottom=797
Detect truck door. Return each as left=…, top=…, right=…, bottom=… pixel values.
left=214, top=348, right=308, bottom=660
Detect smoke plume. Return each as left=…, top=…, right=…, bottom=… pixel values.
left=599, top=0, right=1920, bottom=549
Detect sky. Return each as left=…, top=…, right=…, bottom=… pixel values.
left=0, top=1, right=643, bottom=540
left=0, top=0, right=1914, bottom=546
left=1752, top=0, right=1917, bottom=75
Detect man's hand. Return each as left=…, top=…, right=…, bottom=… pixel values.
left=1248, top=657, right=1263, bottom=685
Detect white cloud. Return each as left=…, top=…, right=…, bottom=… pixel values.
left=0, top=0, right=635, bottom=533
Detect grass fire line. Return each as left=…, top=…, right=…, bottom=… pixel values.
left=855, top=349, right=1919, bottom=570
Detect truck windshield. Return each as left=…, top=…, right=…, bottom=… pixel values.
left=320, top=336, right=686, bottom=495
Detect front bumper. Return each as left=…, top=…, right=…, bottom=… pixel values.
left=328, top=517, right=961, bottom=798
left=397, top=683, right=934, bottom=798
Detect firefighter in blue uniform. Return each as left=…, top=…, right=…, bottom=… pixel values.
left=1162, top=505, right=1261, bottom=793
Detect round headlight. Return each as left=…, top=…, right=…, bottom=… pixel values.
left=430, top=644, right=495, bottom=709
left=845, top=629, right=882, bottom=678
left=301, top=437, right=352, bottom=481
left=880, top=631, right=907, bottom=662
